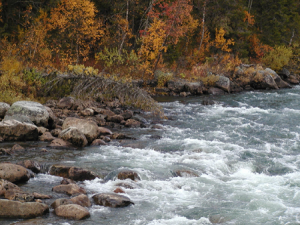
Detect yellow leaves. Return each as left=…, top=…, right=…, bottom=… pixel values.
left=214, top=27, right=234, bottom=52
left=243, top=11, right=255, bottom=26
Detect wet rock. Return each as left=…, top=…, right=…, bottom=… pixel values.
left=0, top=119, right=38, bottom=141
left=32, top=192, right=52, bottom=199
left=11, top=144, right=25, bottom=152
left=209, top=214, right=228, bottom=224
left=49, top=165, right=98, bottom=181
left=230, top=81, right=244, bottom=93
left=208, top=87, right=225, bottom=95
left=0, top=102, right=10, bottom=118
left=111, top=133, right=135, bottom=140
left=93, top=193, right=134, bottom=208
left=51, top=198, right=73, bottom=209
left=117, top=170, right=140, bottom=181
left=4, top=190, right=35, bottom=202
left=115, top=182, right=135, bottom=189
left=250, top=71, right=278, bottom=90
left=174, top=169, right=199, bottom=177
left=167, top=80, right=186, bottom=93
left=48, top=138, right=74, bottom=149
left=0, top=148, right=10, bottom=155
left=114, top=188, right=125, bottom=194
left=106, top=115, right=124, bottom=123
left=17, top=160, right=41, bottom=173
left=70, top=194, right=91, bottom=207
left=57, top=97, right=75, bottom=109
left=4, top=101, right=50, bottom=127
left=91, top=139, right=107, bottom=146
left=51, top=128, right=62, bottom=137
left=80, top=108, right=94, bottom=116
left=151, top=124, right=165, bottom=129
left=39, top=132, right=55, bottom=142
left=121, top=110, right=134, bottom=120
left=125, top=119, right=141, bottom=128
left=132, top=115, right=147, bottom=124
left=62, top=117, right=98, bottom=143
left=0, top=199, right=49, bottom=219
left=287, top=75, right=300, bottom=84
left=52, top=183, right=86, bottom=195
left=55, top=204, right=90, bottom=220
left=101, top=136, right=111, bottom=142
left=98, top=127, right=112, bottom=135
left=61, top=178, right=75, bottom=185
left=0, top=163, right=30, bottom=183
left=0, top=179, right=21, bottom=196
left=59, top=127, right=88, bottom=147
left=265, top=68, right=291, bottom=89
left=215, top=75, right=230, bottom=93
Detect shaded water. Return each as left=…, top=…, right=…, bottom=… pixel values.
left=2, top=87, right=300, bottom=224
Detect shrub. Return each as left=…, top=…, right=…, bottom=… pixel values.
left=68, top=64, right=99, bottom=76
left=154, top=70, right=173, bottom=87
left=262, top=45, right=293, bottom=71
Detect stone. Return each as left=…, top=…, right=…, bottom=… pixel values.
left=230, top=81, right=244, bottom=93
left=111, top=133, right=135, bottom=140
left=125, top=119, right=141, bottom=128
left=0, top=179, right=21, bottom=196
left=4, top=101, right=50, bottom=127
left=57, top=97, right=75, bottom=109
left=49, top=165, right=98, bottom=181
left=39, top=132, right=55, bottom=142
left=11, top=144, right=25, bottom=152
left=117, top=170, right=140, bottom=181
left=278, top=68, right=290, bottom=79
left=61, top=178, right=75, bottom=185
left=250, top=71, right=278, bottom=90
left=121, top=110, right=134, bottom=120
left=132, top=115, right=147, bottom=124
left=99, top=109, right=115, bottom=117
left=70, top=194, right=91, bottom=207
left=37, top=126, right=48, bottom=135
left=51, top=198, right=73, bottom=209
left=0, top=102, right=10, bottom=118
left=166, top=80, right=186, bottom=93
left=0, top=199, right=49, bottom=219
left=0, top=148, right=11, bottom=155
left=17, top=160, right=41, bottom=173
left=81, top=108, right=94, bottom=116
left=44, top=106, right=57, bottom=129
left=51, top=128, right=62, bottom=137
left=265, top=68, right=291, bottom=89
left=215, top=75, right=231, bottom=93
left=48, top=138, right=74, bottom=149
left=98, top=127, right=112, bottom=135
left=52, top=183, right=86, bottom=195
left=184, top=82, right=204, bottom=95
left=287, top=75, right=299, bottom=84
left=62, top=117, right=98, bottom=143
left=115, top=182, right=135, bottom=189
left=55, top=204, right=90, bottom=220
left=174, top=169, right=199, bottom=177
left=92, top=193, right=134, bottom=208
left=208, top=87, right=225, bottom=95
left=91, top=139, right=107, bottom=146
left=4, top=189, right=35, bottom=202
left=114, top=188, right=125, bottom=194
left=32, top=192, right=52, bottom=199
left=0, top=120, right=38, bottom=141
left=0, top=163, right=30, bottom=183
left=59, top=127, right=88, bottom=147
left=106, top=115, right=124, bottom=123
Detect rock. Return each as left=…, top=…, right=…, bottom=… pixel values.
left=125, top=119, right=141, bottom=128
left=39, top=132, right=55, bottom=142
left=114, top=188, right=125, bottom=194
left=59, top=127, right=88, bottom=147
left=55, top=204, right=90, bottom=220
left=17, top=160, right=40, bottom=173
left=151, top=124, right=165, bottom=129
left=230, top=81, right=243, bottom=93
left=80, top=108, right=94, bottom=116
left=11, top=144, right=25, bottom=152
left=92, top=193, right=134, bottom=208
left=167, top=80, right=186, bottom=93
left=201, top=99, right=216, bottom=105
left=117, top=170, right=140, bottom=181
left=155, top=87, right=170, bottom=94
left=278, top=68, right=290, bottom=79
left=208, top=87, right=225, bottom=95
left=91, top=139, right=107, bottom=146
left=57, top=97, right=75, bottom=109
left=0, top=199, right=49, bottom=219
left=44, top=99, right=57, bottom=108
left=3, top=114, right=34, bottom=124
left=98, top=127, right=112, bottom=135
left=184, top=82, right=204, bottom=95
left=48, top=138, right=74, bottom=149
left=0, top=120, right=39, bottom=141
left=62, top=117, right=98, bottom=143
left=132, top=115, right=147, bottom=124
left=106, top=115, right=124, bottom=123
left=287, top=75, right=300, bottom=84
left=37, top=127, right=48, bottom=135
left=250, top=71, right=278, bottom=90
left=265, top=68, right=291, bottom=88
left=99, top=109, right=115, bottom=117
left=179, top=92, right=189, bottom=97
left=0, top=148, right=11, bottom=155
left=52, top=184, right=86, bottom=195
left=4, top=189, right=35, bottom=202
left=111, top=133, right=135, bottom=140
left=94, top=114, right=106, bottom=126
left=51, top=198, right=73, bottom=209
left=0, top=163, right=30, bottom=183
left=4, top=101, right=50, bottom=127
left=0, top=179, right=21, bottom=196
left=174, top=169, right=199, bottom=177
left=115, top=182, right=135, bottom=189
left=121, top=110, right=134, bottom=120
left=44, top=106, right=57, bottom=129
left=33, top=192, right=52, bottom=199
left=51, top=128, right=62, bottom=137
left=49, top=165, right=98, bottom=181
left=101, top=136, right=111, bottom=142
left=215, top=75, right=231, bottom=93
left=70, top=194, right=91, bottom=207
left=61, top=178, right=75, bottom=185
left=0, top=102, right=10, bottom=118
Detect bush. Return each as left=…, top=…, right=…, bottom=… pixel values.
left=154, top=70, right=173, bottom=87
left=67, top=64, right=99, bottom=76
left=262, top=45, right=293, bottom=71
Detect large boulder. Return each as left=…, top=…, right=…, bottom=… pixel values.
left=48, top=138, right=74, bottom=149
left=0, top=163, right=31, bottom=183
left=208, top=87, right=225, bottom=95
left=4, top=189, right=35, bottom=202
left=70, top=194, right=91, bottom=207
left=184, top=82, right=204, bottom=95
left=0, top=120, right=38, bottom=141
left=62, top=117, right=98, bottom=143
left=265, top=68, right=291, bottom=88
left=55, top=204, right=90, bottom=220
left=0, top=199, right=49, bottom=219
left=17, top=160, right=41, bottom=173
left=51, top=198, right=73, bottom=209
left=59, top=127, right=88, bottom=147
left=4, top=101, right=50, bottom=127
left=57, top=97, right=76, bottom=109
left=92, top=193, right=134, bottom=208
left=49, top=165, right=97, bottom=181
left=117, top=170, right=140, bottom=181
left=166, top=80, right=186, bottom=93
left=0, top=179, right=21, bottom=196
left=52, top=183, right=86, bottom=196
left=215, top=75, right=231, bottom=93
left=0, top=102, right=10, bottom=118
left=250, top=71, right=278, bottom=90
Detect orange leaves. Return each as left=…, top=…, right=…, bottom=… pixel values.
left=243, top=11, right=255, bottom=26
left=214, top=27, right=234, bottom=52
left=249, top=34, right=272, bottom=60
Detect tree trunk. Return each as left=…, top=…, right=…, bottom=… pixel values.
left=198, top=0, right=207, bottom=51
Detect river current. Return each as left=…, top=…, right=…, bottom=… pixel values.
left=2, top=86, right=300, bottom=224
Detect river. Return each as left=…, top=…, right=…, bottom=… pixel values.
left=2, top=86, right=300, bottom=224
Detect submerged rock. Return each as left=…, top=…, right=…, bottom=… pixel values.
left=0, top=199, right=49, bottom=219
left=117, top=170, right=140, bottom=181
left=49, top=165, right=98, bottom=181
left=92, top=193, right=134, bottom=208
left=52, top=183, right=86, bottom=196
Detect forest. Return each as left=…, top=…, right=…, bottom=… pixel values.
left=0, top=0, right=300, bottom=104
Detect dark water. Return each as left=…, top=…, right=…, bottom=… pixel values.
left=2, top=87, right=300, bottom=224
